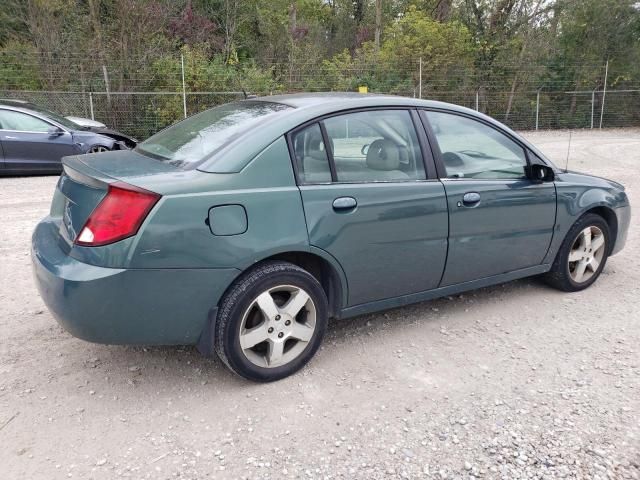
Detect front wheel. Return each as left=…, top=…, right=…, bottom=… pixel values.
left=88, top=145, right=110, bottom=153
left=544, top=213, right=610, bottom=292
left=214, top=261, right=328, bottom=382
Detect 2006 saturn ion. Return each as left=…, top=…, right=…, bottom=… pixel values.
left=32, top=93, right=631, bottom=382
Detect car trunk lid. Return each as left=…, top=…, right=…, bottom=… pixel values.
left=54, top=151, right=176, bottom=245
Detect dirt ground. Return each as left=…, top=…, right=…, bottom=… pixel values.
left=1, top=129, right=639, bottom=480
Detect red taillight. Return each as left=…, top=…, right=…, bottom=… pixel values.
left=75, top=182, right=161, bottom=247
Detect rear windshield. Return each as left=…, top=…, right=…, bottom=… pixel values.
left=135, top=101, right=291, bottom=168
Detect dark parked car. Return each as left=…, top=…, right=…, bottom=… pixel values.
left=32, top=93, right=630, bottom=382
left=0, top=100, right=137, bottom=175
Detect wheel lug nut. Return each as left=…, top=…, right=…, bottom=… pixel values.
left=275, top=315, right=281, bottom=321
left=285, top=320, right=291, bottom=326
left=278, top=332, right=284, bottom=338
left=268, top=327, right=274, bottom=333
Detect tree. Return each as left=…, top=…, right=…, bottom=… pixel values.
left=381, top=6, right=474, bottom=91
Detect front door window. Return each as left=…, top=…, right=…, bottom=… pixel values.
left=426, top=111, right=527, bottom=179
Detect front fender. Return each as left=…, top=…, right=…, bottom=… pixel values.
left=87, top=134, right=117, bottom=151
left=543, top=173, right=629, bottom=263
left=73, top=133, right=116, bottom=153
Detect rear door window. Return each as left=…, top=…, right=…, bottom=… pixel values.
left=324, top=110, right=426, bottom=182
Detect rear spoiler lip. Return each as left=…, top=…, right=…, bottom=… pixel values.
left=62, top=155, right=116, bottom=188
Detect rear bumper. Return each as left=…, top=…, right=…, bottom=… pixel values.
left=32, top=218, right=240, bottom=345
left=611, top=204, right=631, bottom=256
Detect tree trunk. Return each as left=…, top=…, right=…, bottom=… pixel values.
left=288, top=4, right=296, bottom=88
left=224, top=0, right=238, bottom=63
left=88, top=0, right=104, bottom=62
left=374, top=0, right=382, bottom=49
left=504, top=0, right=543, bottom=120
left=434, top=0, right=452, bottom=22
left=289, top=3, right=297, bottom=34
left=570, top=91, right=577, bottom=115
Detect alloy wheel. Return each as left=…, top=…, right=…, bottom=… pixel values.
left=568, top=226, right=606, bottom=283
left=89, top=145, right=110, bottom=153
left=239, top=285, right=316, bottom=368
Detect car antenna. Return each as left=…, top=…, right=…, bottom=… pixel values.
left=230, top=63, right=249, bottom=100
left=564, top=130, right=572, bottom=172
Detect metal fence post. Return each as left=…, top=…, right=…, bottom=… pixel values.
left=535, top=88, right=542, bottom=131
left=181, top=54, right=188, bottom=119
left=590, top=87, right=597, bottom=129
left=599, top=59, right=609, bottom=129
left=418, top=57, right=422, bottom=99
left=89, top=92, right=95, bottom=120
left=475, top=88, right=479, bottom=111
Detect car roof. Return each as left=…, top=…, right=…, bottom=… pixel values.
left=0, top=99, right=37, bottom=109
left=255, top=92, right=469, bottom=112
left=0, top=99, right=51, bottom=117
left=199, top=92, right=552, bottom=173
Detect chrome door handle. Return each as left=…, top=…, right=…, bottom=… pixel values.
left=332, top=196, right=357, bottom=211
left=461, top=192, right=481, bottom=207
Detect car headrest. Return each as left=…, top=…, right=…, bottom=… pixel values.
left=366, top=139, right=400, bottom=171
left=306, top=129, right=329, bottom=162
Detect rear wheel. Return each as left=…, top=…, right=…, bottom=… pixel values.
left=544, top=213, right=610, bottom=292
left=214, top=261, right=328, bottom=382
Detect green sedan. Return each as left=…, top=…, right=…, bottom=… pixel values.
left=31, top=93, right=631, bottom=382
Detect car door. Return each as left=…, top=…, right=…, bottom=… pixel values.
left=0, top=108, right=76, bottom=173
left=421, top=110, right=556, bottom=286
left=290, top=109, right=449, bottom=307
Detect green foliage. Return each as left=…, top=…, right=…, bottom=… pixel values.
left=548, top=0, right=640, bottom=89
left=148, top=45, right=280, bottom=124
left=380, top=6, right=474, bottom=89
left=1, top=0, right=639, bottom=131
left=0, top=42, right=43, bottom=90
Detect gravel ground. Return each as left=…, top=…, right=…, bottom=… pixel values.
left=1, top=129, right=639, bottom=480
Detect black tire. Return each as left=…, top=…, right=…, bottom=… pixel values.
left=214, top=261, right=328, bottom=382
left=544, top=213, right=611, bottom=292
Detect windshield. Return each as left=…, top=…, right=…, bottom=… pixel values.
left=135, top=101, right=291, bottom=168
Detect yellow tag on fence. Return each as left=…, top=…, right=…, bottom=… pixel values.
left=358, top=86, right=368, bottom=94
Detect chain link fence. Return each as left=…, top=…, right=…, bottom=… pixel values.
left=0, top=89, right=247, bottom=139
left=3, top=88, right=638, bottom=140
left=1, top=52, right=639, bottom=139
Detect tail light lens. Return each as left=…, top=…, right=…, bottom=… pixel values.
left=75, top=182, right=161, bottom=247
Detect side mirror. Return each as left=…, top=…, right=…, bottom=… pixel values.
left=527, top=164, right=555, bottom=183
left=48, top=126, right=64, bottom=137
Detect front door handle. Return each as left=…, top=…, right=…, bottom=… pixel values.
left=461, top=192, right=481, bottom=207
left=333, top=196, right=357, bottom=212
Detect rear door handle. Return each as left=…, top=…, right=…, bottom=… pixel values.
left=333, top=196, right=357, bottom=212
left=460, top=192, right=481, bottom=207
